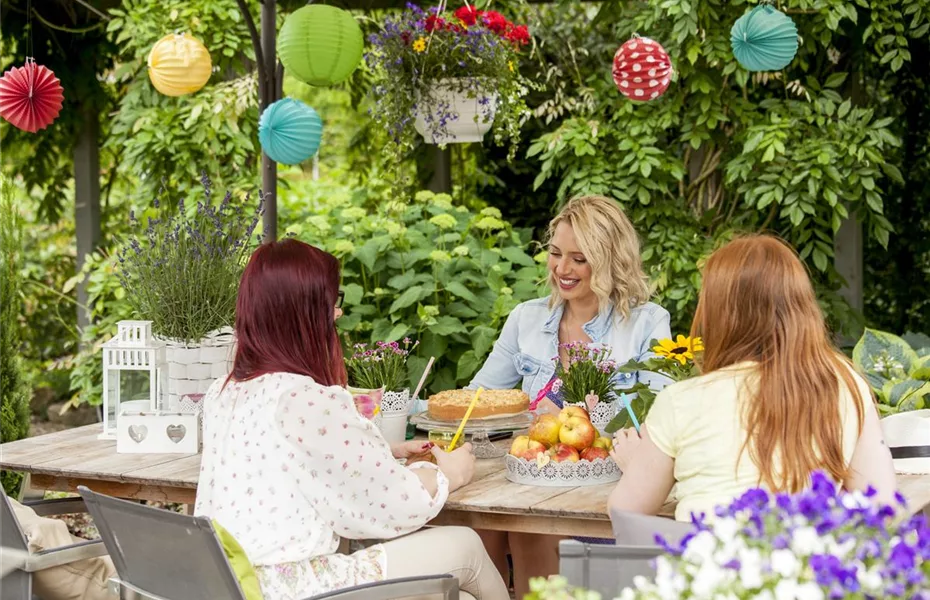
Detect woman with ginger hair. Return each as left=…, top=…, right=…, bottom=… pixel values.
left=469, top=195, right=673, bottom=597
left=609, top=235, right=897, bottom=523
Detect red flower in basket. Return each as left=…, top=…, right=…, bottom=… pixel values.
left=481, top=10, right=509, bottom=34
left=454, top=5, right=480, bottom=26
left=506, top=25, right=531, bottom=46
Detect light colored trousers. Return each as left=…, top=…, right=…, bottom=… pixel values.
left=383, top=527, right=510, bottom=600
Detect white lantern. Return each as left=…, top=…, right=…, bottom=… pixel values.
left=100, top=321, right=167, bottom=440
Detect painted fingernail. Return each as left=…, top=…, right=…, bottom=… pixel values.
left=422, top=442, right=435, bottom=449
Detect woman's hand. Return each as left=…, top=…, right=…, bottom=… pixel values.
left=610, top=428, right=642, bottom=471
left=432, top=442, right=476, bottom=492
left=391, top=440, right=434, bottom=459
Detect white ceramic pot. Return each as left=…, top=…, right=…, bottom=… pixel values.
left=414, top=78, right=499, bottom=144
left=381, top=388, right=412, bottom=414
left=379, top=412, right=409, bottom=445
left=162, top=327, right=235, bottom=410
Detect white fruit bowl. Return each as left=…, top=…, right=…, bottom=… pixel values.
left=504, top=454, right=621, bottom=487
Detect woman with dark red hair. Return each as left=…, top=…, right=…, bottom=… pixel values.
left=195, top=239, right=508, bottom=600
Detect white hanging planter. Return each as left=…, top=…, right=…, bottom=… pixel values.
left=414, top=77, right=499, bottom=144
left=161, top=327, right=235, bottom=410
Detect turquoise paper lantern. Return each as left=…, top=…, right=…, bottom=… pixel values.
left=258, top=98, right=323, bottom=165
left=278, top=5, right=363, bottom=87
left=730, top=4, right=799, bottom=72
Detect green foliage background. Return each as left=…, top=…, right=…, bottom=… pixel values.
left=1, top=0, right=930, bottom=410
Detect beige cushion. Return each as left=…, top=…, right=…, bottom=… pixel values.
left=9, top=498, right=116, bottom=600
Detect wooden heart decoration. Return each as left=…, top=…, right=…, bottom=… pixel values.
left=166, top=424, right=186, bottom=443
left=584, top=393, right=600, bottom=412
left=128, top=424, right=148, bottom=443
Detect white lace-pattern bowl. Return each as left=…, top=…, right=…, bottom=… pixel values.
left=504, top=454, right=621, bottom=487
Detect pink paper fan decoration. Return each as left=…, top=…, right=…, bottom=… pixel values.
left=0, top=58, right=65, bottom=133
left=612, top=36, right=674, bottom=102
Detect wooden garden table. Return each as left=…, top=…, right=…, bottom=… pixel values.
left=2, top=424, right=929, bottom=539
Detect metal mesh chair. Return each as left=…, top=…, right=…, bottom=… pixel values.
left=1, top=490, right=108, bottom=600
left=77, top=487, right=459, bottom=600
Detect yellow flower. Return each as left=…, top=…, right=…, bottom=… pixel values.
left=653, top=335, right=704, bottom=365
left=508, top=60, right=514, bottom=72
left=413, top=37, right=426, bottom=53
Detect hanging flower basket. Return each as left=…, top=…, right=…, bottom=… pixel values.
left=366, top=4, right=530, bottom=159
left=414, top=77, right=499, bottom=144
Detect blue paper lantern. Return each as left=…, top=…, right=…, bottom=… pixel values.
left=730, top=4, right=799, bottom=72
left=258, top=98, right=323, bottom=165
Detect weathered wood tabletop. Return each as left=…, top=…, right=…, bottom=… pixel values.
left=2, top=424, right=928, bottom=539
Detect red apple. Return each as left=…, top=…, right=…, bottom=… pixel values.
left=558, top=405, right=590, bottom=424
left=509, top=435, right=546, bottom=461
left=559, top=416, right=597, bottom=450
left=528, top=414, right=561, bottom=447
left=580, top=447, right=610, bottom=461
left=548, top=443, right=580, bottom=462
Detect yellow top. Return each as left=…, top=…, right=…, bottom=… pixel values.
left=646, top=361, right=866, bottom=521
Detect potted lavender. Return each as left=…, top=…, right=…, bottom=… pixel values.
left=553, top=342, right=622, bottom=429
left=346, top=338, right=419, bottom=443
left=118, top=176, right=262, bottom=410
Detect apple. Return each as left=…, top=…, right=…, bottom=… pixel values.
left=547, top=443, right=580, bottom=462
left=593, top=436, right=613, bottom=451
left=559, top=416, right=597, bottom=450
left=580, top=447, right=610, bottom=461
left=528, top=414, right=561, bottom=447
left=509, top=435, right=547, bottom=461
left=558, top=405, right=590, bottom=424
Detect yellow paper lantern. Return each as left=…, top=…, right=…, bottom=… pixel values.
left=147, top=33, right=213, bottom=96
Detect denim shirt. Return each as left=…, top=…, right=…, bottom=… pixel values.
left=468, top=296, right=674, bottom=402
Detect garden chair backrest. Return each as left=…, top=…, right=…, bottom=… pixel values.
left=559, top=540, right=663, bottom=598
left=77, top=486, right=246, bottom=600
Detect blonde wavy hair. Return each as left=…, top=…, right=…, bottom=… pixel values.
left=546, top=196, right=651, bottom=319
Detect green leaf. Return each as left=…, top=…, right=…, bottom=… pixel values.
left=456, top=350, right=483, bottom=381
left=500, top=247, right=536, bottom=267
left=389, top=286, right=426, bottom=312
left=470, top=325, right=498, bottom=358
left=824, top=72, right=848, bottom=88
left=743, top=132, right=765, bottom=154
left=853, top=328, right=920, bottom=389
left=385, top=323, right=409, bottom=343
left=430, top=315, right=468, bottom=336
left=445, top=281, right=479, bottom=303
left=343, top=283, right=364, bottom=306
left=355, top=239, right=380, bottom=271
left=387, top=272, right=417, bottom=290
left=837, top=99, right=852, bottom=119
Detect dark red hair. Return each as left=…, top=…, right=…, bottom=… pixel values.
left=230, top=238, right=347, bottom=386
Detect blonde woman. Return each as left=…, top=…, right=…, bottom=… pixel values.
left=608, top=235, right=896, bottom=524
left=469, top=195, right=673, bottom=598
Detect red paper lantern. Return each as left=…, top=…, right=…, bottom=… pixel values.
left=0, top=58, right=64, bottom=133
left=612, top=36, right=674, bottom=101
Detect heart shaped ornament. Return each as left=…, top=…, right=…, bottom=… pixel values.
left=128, top=424, right=148, bottom=443
left=585, top=393, right=600, bottom=412
left=166, top=424, right=187, bottom=443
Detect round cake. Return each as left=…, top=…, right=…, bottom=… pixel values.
left=428, top=389, right=529, bottom=421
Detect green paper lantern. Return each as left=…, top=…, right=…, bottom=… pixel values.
left=278, top=5, right=363, bottom=87
left=730, top=4, right=798, bottom=72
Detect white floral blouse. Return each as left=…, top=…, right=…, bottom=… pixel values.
left=194, top=373, right=450, bottom=600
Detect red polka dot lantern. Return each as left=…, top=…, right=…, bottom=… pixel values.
left=612, top=36, right=674, bottom=101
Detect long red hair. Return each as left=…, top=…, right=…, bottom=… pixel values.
left=691, top=235, right=865, bottom=492
left=230, top=239, right=347, bottom=386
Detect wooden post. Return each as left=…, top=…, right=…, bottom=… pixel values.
left=73, top=106, right=101, bottom=332
left=260, top=0, right=278, bottom=241
left=427, top=146, right=452, bottom=194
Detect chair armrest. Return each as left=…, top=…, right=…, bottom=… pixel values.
left=302, top=574, right=458, bottom=600
left=23, top=497, right=88, bottom=516
left=23, top=539, right=108, bottom=572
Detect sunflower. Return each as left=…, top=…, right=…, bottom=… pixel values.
left=653, top=335, right=704, bottom=365
left=412, top=37, right=427, bottom=53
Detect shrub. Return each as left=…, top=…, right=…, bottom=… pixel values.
left=0, top=178, right=32, bottom=495
left=285, top=189, right=547, bottom=393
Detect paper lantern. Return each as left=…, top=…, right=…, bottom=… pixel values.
left=0, top=58, right=64, bottom=133
left=278, top=5, right=363, bottom=87
left=259, top=98, right=323, bottom=165
left=730, top=5, right=798, bottom=72
left=147, top=33, right=212, bottom=96
left=612, top=36, right=674, bottom=102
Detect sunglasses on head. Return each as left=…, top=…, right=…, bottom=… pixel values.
left=336, top=290, right=345, bottom=309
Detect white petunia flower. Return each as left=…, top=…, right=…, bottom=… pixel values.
left=770, top=549, right=801, bottom=578
left=791, top=527, right=825, bottom=555
left=796, top=582, right=825, bottom=600
left=738, top=548, right=764, bottom=589
left=774, top=579, right=800, bottom=600
left=683, top=530, right=718, bottom=563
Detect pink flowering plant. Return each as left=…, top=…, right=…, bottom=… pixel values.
left=365, top=3, right=531, bottom=159
left=345, top=338, right=420, bottom=392
left=553, top=342, right=621, bottom=407
left=622, top=472, right=929, bottom=599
